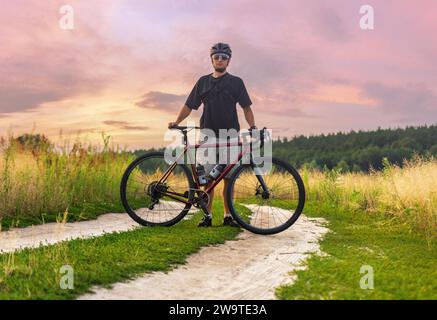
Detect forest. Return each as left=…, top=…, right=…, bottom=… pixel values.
left=272, top=124, right=437, bottom=171
left=137, top=124, right=437, bottom=172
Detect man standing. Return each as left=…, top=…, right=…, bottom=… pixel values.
left=168, top=42, right=256, bottom=227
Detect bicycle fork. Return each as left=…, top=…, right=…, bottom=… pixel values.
left=253, top=164, right=271, bottom=199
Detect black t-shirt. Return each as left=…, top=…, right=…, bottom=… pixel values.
left=185, top=72, right=252, bottom=136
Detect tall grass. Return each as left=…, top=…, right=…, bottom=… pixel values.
left=0, top=133, right=134, bottom=228
left=1, top=131, right=435, bottom=241
left=303, top=156, right=437, bottom=241
left=130, top=155, right=436, bottom=240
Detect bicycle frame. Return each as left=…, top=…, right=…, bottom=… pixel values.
left=121, top=126, right=305, bottom=234
left=156, top=133, right=268, bottom=206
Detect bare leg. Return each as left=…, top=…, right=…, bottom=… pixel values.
left=204, top=183, right=214, bottom=213
left=203, top=179, right=231, bottom=218
left=204, top=179, right=228, bottom=215
left=223, top=179, right=230, bottom=217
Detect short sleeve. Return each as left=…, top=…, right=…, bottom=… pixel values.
left=237, top=78, right=252, bottom=108
left=185, top=79, right=202, bottom=110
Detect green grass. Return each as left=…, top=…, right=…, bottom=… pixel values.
left=0, top=201, right=243, bottom=299
left=0, top=197, right=154, bottom=230
left=276, top=201, right=437, bottom=299
left=0, top=139, right=135, bottom=230
left=2, top=191, right=435, bottom=299
left=1, top=200, right=127, bottom=230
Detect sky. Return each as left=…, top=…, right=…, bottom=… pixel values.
left=1, top=0, right=436, bottom=149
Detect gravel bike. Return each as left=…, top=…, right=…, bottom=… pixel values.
left=120, top=126, right=305, bottom=235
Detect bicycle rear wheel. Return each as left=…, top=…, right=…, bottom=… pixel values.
left=226, top=157, right=305, bottom=235
left=120, top=151, right=195, bottom=226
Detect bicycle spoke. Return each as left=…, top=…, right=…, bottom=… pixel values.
left=121, top=153, right=193, bottom=226
left=228, top=160, right=304, bottom=233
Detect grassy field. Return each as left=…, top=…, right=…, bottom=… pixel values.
left=302, top=156, right=436, bottom=242
left=1, top=134, right=436, bottom=299
left=276, top=201, right=437, bottom=299
left=0, top=202, right=242, bottom=300
left=0, top=134, right=134, bottom=229
left=276, top=157, right=437, bottom=299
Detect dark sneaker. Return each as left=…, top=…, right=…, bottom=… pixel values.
left=198, top=215, right=212, bottom=227
left=223, top=216, right=240, bottom=227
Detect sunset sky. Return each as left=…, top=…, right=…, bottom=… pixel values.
left=1, top=0, right=436, bottom=149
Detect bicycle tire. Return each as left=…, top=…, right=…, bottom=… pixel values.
left=120, top=151, right=195, bottom=226
left=226, top=157, right=305, bottom=235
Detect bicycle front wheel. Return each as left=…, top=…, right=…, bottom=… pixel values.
left=120, top=151, right=195, bottom=226
left=226, top=157, right=305, bottom=235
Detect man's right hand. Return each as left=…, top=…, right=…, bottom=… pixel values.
left=168, top=121, right=179, bottom=129
left=169, top=105, right=192, bottom=129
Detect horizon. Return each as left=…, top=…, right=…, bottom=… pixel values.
left=2, top=122, right=435, bottom=152
left=1, top=1, right=437, bottom=150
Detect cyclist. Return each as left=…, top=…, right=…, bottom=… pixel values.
left=168, top=42, right=256, bottom=227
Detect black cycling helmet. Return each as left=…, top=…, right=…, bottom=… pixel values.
left=210, top=42, right=232, bottom=58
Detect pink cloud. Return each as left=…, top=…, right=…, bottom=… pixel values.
left=0, top=0, right=131, bottom=113
left=1, top=0, right=436, bottom=148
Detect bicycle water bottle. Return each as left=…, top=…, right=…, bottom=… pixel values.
left=196, top=164, right=209, bottom=185
left=209, top=164, right=227, bottom=180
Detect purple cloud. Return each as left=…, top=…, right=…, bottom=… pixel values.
left=103, top=120, right=149, bottom=131
left=363, top=82, right=437, bottom=123
left=135, top=91, right=186, bottom=113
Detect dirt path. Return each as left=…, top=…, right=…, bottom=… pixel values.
left=0, top=202, right=194, bottom=253
left=79, top=206, right=329, bottom=300
left=1, top=203, right=329, bottom=299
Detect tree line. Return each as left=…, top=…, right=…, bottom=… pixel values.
left=13, top=124, right=435, bottom=174
left=272, top=124, right=437, bottom=172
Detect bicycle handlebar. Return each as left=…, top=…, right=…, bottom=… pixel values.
left=169, top=125, right=269, bottom=147
left=169, top=125, right=201, bottom=131
left=239, top=127, right=268, bottom=148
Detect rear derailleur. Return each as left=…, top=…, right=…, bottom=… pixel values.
left=146, top=181, right=169, bottom=210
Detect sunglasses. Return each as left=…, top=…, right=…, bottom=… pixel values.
left=212, top=53, right=230, bottom=61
